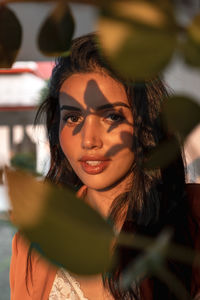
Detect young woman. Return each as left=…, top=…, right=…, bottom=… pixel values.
left=10, top=33, right=200, bottom=300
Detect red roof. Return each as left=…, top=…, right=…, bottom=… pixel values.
left=0, top=68, right=35, bottom=75
left=0, top=61, right=54, bottom=80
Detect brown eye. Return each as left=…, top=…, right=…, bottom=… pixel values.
left=106, top=113, right=125, bottom=123
left=62, top=113, right=82, bottom=125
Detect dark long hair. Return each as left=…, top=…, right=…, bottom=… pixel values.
left=35, top=33, right=192, bottom=299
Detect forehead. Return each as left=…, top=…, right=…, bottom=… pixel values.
left=59, top=72, right=129, bottom=109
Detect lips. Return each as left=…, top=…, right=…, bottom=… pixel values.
left=79, top=156, right=110, bottom=175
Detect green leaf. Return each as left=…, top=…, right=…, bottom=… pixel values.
left=183, top=37, right=200, bottom=68
left=97, top=0, right=177, bottom=80
left=0, top=4, right=22, bottom=68
left=37, top=1, right=75, bottom=56
left=121, top=230, right=171, bottom=289
left=156, top=267, right=190, bottom=300
left=182, top=13, right=200, bottom=68
left=118, top=230, right=200, bottom=267
left=162, top=95, right=200, bottom=137
left=187, top=13, right=200, bottom=45
left=145, top=96, right=200, bottom=169
left=120, top=228, right=192, bottom=299
left=144, top=137, right=179, bottom=169
left=5, top=168, right=114, bottom=275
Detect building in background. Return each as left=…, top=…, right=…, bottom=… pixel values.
left=0, top=61, right=53, bottom=174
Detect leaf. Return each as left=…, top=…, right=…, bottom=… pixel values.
left=121, top=230, right=171, bottom=289
left=97, top=0, right=177, bottom=80
left=144, top=137, right=180, bottom=169
left=5, top=168, right=114, bottom=275
left=37, top=1, right=75, bottom=56
left=121, top=230, right=191, bottom=299
left=187, top=13, right=200, bottom=45
left=182, top=13, right=200, bottom=67
left=118, top=230, right=200, bottom=267
left=157, top=267, right=190, bottom=300
left=0, top=4, right=22, bottom=68
left=145, top=96, right=200, bottom=169
left=162, top=95, right=200, bottom=137
left=110, top=0, right=174, bottom=28
left=183, top=38, right=200, bottom=68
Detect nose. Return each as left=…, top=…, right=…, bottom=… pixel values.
left=81, top=115, right=103, bottom=150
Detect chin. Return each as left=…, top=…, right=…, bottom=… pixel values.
left=81, top=176, right=126, bottom=192
left=81, top=180, right=110, bottom=191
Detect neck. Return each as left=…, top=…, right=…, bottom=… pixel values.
left=85, top=172, right=133, bottom=220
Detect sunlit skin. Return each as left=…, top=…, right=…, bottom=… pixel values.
left=59, top=72, right=134, bottom=217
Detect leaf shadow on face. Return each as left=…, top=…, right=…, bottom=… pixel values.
left=60, top=79, right=134, bottom=157
left=105, top=131, right=134, bottom=157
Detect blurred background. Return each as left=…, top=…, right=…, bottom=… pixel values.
left=0, top=1, right=200, bottom=299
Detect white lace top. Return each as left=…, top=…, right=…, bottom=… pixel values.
left=49, top=268, right=88, bottom=300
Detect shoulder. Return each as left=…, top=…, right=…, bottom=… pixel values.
left=10, top=232, right=32, bottom=299
left=10, top=231, right=30, bottom=275
left=10, top=232, right=58, bottom=300
left=12, top=231, right=30, bottom=256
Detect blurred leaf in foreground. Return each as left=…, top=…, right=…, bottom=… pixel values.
left=144, top=136, right=179, bottom=169
left=121, top=230, right=171, bottom=288
left=162, top=95, right=200, bottom=137
left=97, top=0, right=177, bottom=80
left=145, top=95, right=200, bottom=169
left=5, top=168, right=114, bottom=275
left=0, top=4, right=22, bottom=68
left=121, top=230, right=190, bottom=299
left=183, top=13, right=200, bottom=67
left=37, top=1, right=75, bottom=56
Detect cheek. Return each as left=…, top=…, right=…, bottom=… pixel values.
left=114, top=126, right=134, bottom=164
left=109, top=125, right=134, bottom=155
left=59, top=128, right=75, bottom=161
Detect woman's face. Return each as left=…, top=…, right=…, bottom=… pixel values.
left=59, top=72, right=134, bottom=190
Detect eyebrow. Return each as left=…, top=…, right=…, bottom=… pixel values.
left=60, top=102, right=130, bottom=111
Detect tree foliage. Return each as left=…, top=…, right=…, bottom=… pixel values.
left=1, top=0, right=200, bottom=298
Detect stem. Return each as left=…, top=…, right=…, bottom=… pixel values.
left=157, top=266, right=192, bottom=300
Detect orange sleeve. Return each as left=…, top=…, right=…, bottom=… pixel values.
left=9, top=231, right=57, bottom=300
left=9, top=232, right=32, bottom=300
left=10, top=232, right=18, bottom=297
